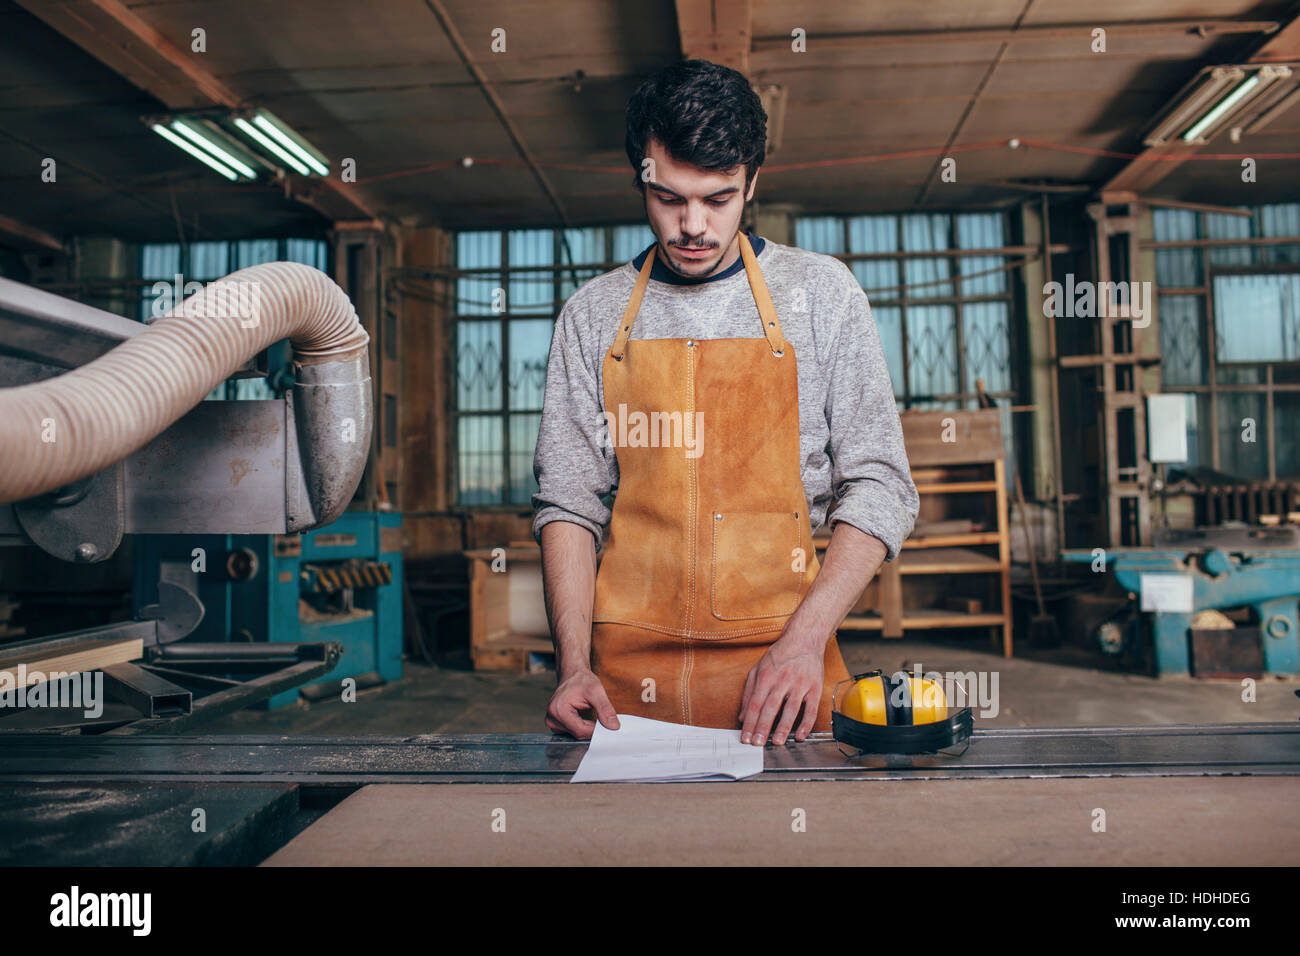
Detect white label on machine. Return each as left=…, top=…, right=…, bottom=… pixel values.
left=1146, top=394, right=1189, bottom=463
left=1140, top=574, right=1194, bottom=613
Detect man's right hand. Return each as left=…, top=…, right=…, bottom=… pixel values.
left=545, top=668, right=621, bottom=739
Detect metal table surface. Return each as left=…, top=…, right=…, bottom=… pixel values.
left=2, top=722, right=1298, bottom=785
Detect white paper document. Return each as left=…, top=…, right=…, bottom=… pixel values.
left=570, top=714, right=765, bottom=783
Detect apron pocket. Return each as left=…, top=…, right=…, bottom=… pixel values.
left=709, top=510, right=804, bottom=621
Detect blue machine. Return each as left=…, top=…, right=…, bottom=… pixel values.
left=1063, top=527, right=1300, bottom=676
left=133, top=511, right=403, bottom=708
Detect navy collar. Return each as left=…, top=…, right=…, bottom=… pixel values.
left=632, top=232, right=766, bottom=285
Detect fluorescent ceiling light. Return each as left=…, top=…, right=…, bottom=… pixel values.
left=151, top=123, right=237, bottom=181
left=1182, top=74, right=1261, bottom=142
left=1246, top=83, right=1300, bottom=133
left=251, top=112, right=329, bottom=177
left=170, top=119, right=258, bottom=179
left=148, top=107, right=332, bottom=180
left=1144, top=64, right=1297, bottom=146
left=1144, top=68, right=1240, bottom=146
left=233, top=117, right=311, bottom=176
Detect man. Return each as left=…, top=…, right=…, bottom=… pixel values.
left=531, top=59, right=918, bottom=748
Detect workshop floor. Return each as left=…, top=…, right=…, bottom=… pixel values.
left=199, top=635, right=1300, bottom=735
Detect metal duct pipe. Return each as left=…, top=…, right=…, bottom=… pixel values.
left=0, top=262, right=371, bottom=531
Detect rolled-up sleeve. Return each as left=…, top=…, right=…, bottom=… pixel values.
left=531, top=300, right=617, bottom=549
left=824, top=282, right=919, bottom=561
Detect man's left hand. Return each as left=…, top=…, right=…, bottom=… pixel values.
left=738, top=633, right=825, bottom=747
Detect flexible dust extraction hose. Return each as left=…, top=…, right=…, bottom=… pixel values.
left=0, top=262, right=370, bottom=507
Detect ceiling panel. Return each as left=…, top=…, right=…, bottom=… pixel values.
left=0, top=0, right=1297, bottom=245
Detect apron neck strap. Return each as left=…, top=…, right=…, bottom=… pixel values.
left=739, top=232, right=787, bottom=356
left=610, top=242, right=657, bottom=361
left=609, top=232, right=788, bottom=361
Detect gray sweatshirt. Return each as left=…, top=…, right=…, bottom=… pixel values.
left=530, top=236, right=919, bottom=561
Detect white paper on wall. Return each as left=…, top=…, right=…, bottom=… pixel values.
left=1147, top=394, right=1189, bottom=464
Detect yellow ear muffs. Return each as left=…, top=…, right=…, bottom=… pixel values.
left=832, top=669, right=973, bottom=755
left=837, top=670, right=891, bottom=725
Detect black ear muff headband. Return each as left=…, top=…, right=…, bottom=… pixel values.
left=831, top=672, right=975, bottom=756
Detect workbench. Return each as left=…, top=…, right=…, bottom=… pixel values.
left=2, top=724, right=1298, bottom=865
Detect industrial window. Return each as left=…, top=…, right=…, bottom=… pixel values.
left=793, top=212, right=1016, bottom=411
left=138, top=238, right=329, bottom=401
left=793, top=211, right=1019, bottom=477
left=453, top=224, right=654, bottom=506
left=1152, top=204, right=1300, bottom=479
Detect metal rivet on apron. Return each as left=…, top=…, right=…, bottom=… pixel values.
left=714, top=513, right=722, bottom=520
left=686, top=339, right=694, bottom=347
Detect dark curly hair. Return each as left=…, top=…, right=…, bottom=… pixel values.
left=625, top=59, right=767, bottom=193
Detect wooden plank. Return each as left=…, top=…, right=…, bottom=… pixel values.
left=903, top=533, right=1001, bottom=548
left=263, top=778, right=1300, bottom=866
left=914, top=481, right=999, bottom=494
left=899, top=548, right=1001, bottom=574
left=897, top=610, right=1008, bottom=628
left=482, top=567, right=510, bottom=644
left=471, top=636, right=554, bottom=673
left=910, top=518, right=986, bottom=537
left=675, top=0, right=752, bottom=71
left=0, top=637, right=144, bottom=682
left=995, top=458, right=1013, bottom=658
left=900, top=409, right=1003, bottom=466
left=909, top=467, right=957, bottom=483
left=468, top=557, right=486, bottom=659
left=0, top=213, right=64, bottom=253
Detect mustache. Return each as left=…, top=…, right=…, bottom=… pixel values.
left=668, top=238, right=719, bottom=250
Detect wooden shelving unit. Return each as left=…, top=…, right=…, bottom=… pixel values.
left=815, top=409, right=1012, bottom=657
left=464, top=544, right=554, bottom=671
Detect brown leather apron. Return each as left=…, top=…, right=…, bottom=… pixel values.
left=590, top=232, right=851, bottom=730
